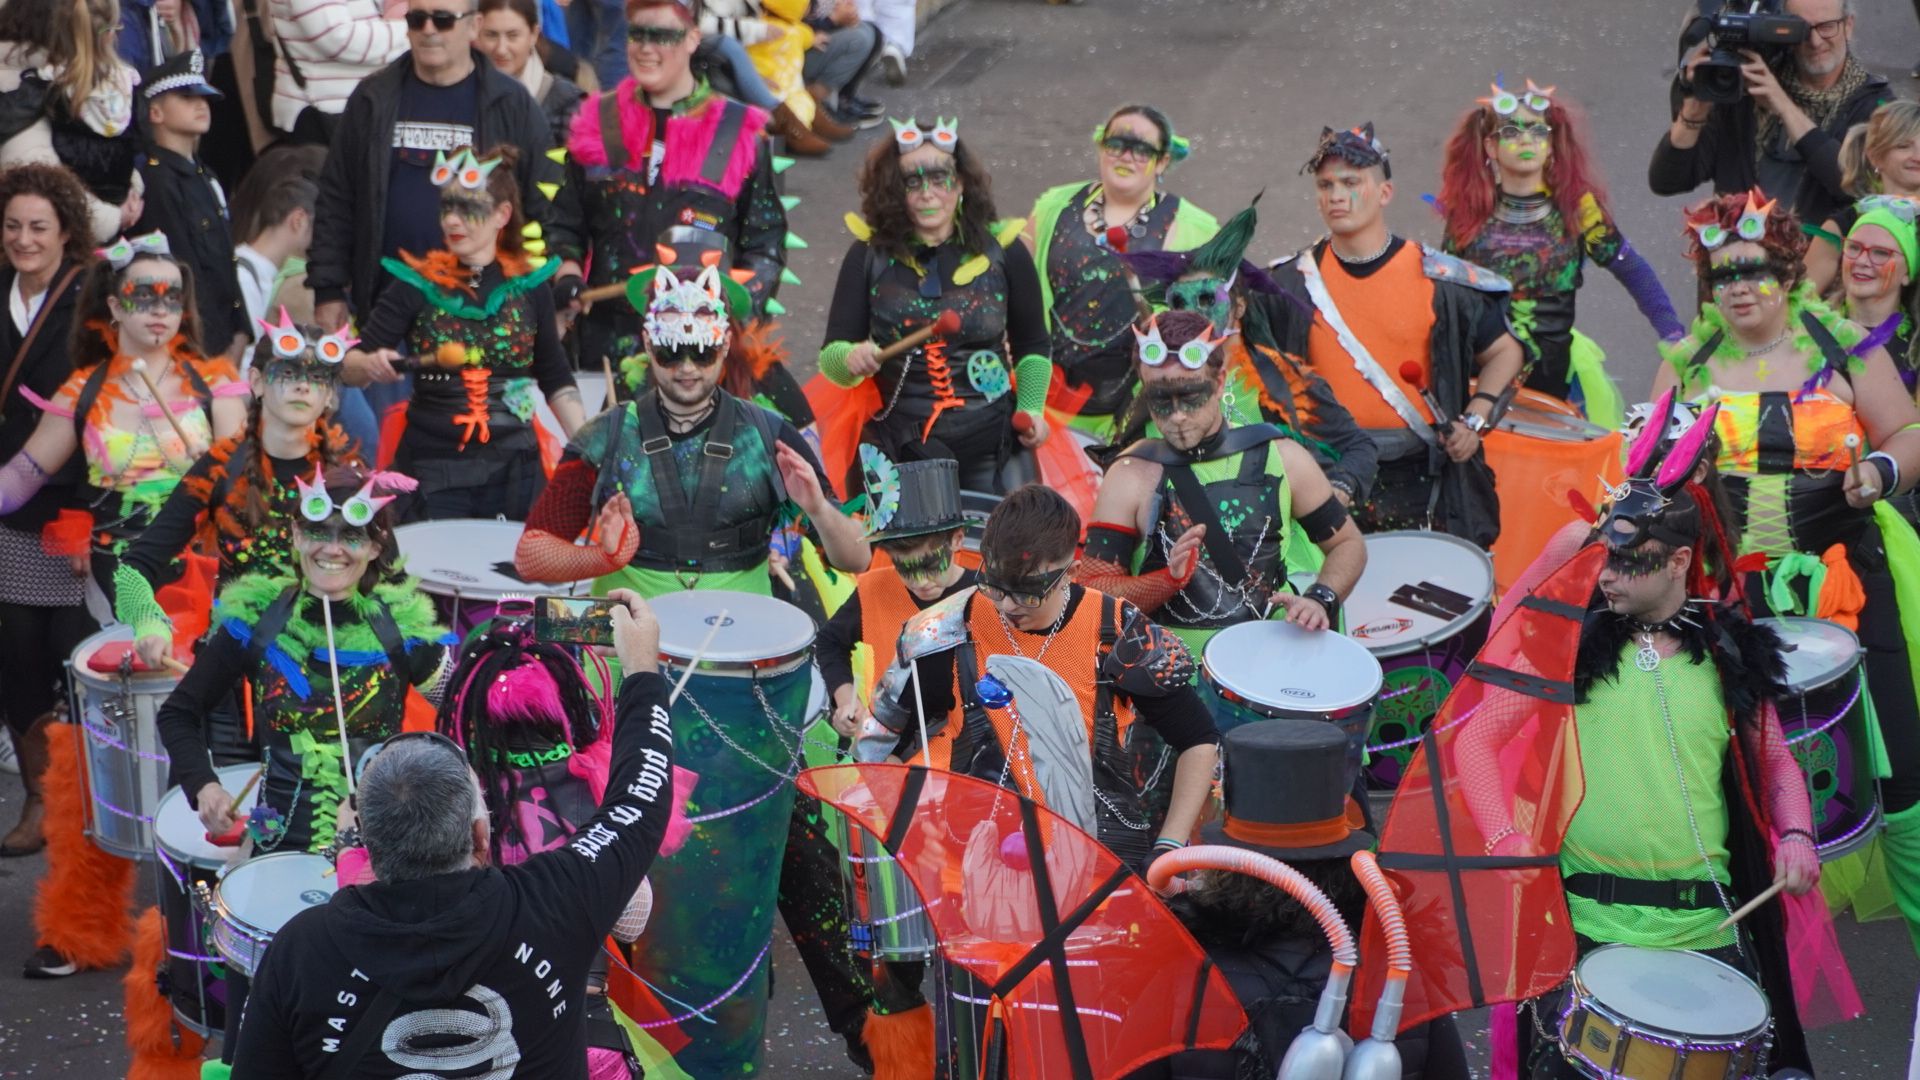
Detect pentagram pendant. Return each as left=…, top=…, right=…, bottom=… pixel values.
left=1635, top=635, right=1661, bottom=672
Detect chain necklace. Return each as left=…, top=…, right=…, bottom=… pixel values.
left=660, top=390, right=717, bottom=434
left=1742, top=327, right=1793, bottom=358
left=1332, top=233, right=1394, bottom=265
left=1493, top=190, right=1554, bottom=226
left=1649, top=658, right=1743, bottom=952
left=993, top=595, right=1069, bottom=663
left=1625, top=602, right=1700, bottom=671
left=1155, top=516, right=1275, bottom=623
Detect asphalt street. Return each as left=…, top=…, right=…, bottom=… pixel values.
left=4, top=0, right=1919, bottom=1075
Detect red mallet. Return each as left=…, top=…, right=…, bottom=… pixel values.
left=874, top=309, right=962, bottom=365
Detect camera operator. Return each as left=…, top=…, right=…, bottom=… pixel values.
left=1650, top=0, right=1891, bottom=226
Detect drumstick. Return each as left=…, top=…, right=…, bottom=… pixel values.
left=873, top=310, right=962, bottom=366
left=128, top=359, right=197, bottom=448
left=1400, top=361, right=1454, bottom=437
left=1845, top=433, right=1862, bottom=469
left=1103, top=226, right=1155, bottom=321
left=319, top=595, right=358, bottom=794
left=909, top=663, right=933, bottom=769
left=578, top=280, right=631, bottom=307
left=161, top=656, right=191, bottom=676
left=669, top=608, right=728, bottom=706
left=601, top=355, right=619, bottom=410
left=231, top=764, right=265, bottom=807
left=1715, top=879, right=1787, bottom=931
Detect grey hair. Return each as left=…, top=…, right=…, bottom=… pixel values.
left=358, top=739, right=483, bottom=883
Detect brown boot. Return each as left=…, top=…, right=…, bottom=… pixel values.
left=1, top=719, right=51, bottom=857
left=769, top=102, right=831, bottom=157
left=811, top=106, right=856, bottom=142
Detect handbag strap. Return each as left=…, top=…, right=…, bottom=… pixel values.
left=1295, top=249, right=1438, bottom=448
left=0, top=264, right=80, bottom=409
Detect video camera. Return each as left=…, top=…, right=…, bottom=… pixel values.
left=1687, top=0, right=1810, bottom=106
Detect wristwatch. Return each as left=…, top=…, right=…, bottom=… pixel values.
left=1303, top=583, right=1341, bottom=625
left=1458, top=411, right=1489, bottom=434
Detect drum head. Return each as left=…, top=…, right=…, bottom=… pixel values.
left=652, top=590, right=815, bottom=673
left=218, top=852, right=337, bottom=934
left=395, top=519, right=577, bottom=601
left=1759, top=617, right=1862, bottom=694
left=1204, top=621, right=1383, bottom=714
left=1578, top=945, right=1769, bottom=1039
left=155, top=763, right=262, bottom=867
left=959, top=490, right=999, bottom=553
left=1344, top=532, right=1495, bottom=658
left=72, top=626, right=180, bottom=690
left=1497, top=403, right=1610, bottom=443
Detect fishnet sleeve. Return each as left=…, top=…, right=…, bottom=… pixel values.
left=515, top=458, right=637, bottom=582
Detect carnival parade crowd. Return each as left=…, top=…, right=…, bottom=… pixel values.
left=1, top=0, right=1919, bottom=1076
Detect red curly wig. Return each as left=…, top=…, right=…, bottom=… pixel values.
left=1681, top=189, right=1807, bottom=288
left=1438, top=90, right=1611, bottom=250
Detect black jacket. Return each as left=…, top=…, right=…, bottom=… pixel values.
left=308, top=50, right=558, bottom=316
left=1648, top=69, right=1893, bottom=227
left=0, top=261, right=84, bottom=531
left=134, top=145, right=248, bottom=349
left=229, top=671, right=676, bottom=1079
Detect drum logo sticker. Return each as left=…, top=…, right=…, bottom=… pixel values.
left=1351, top=617, right=1414, bottom=642
left=300, top=889, right=329, bottom=906
left=704, top=614, right=735, bottom=628
left=432, top=569, right=481, bottom=584
left=1276, top=687, right=1314, bottom=700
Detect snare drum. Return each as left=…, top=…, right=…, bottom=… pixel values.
left=1559, top=945, right=1771, bottom=1080
left=1761, top=616, right=1881, bottom=860
left=394, top=519, right=591, bottom=632
left=628, top=591, right=816, bottom=1076
left=204, top=851, right=337, bottom=978
left=70, top=626, right=182, bottom=860
left=1344, top=531, right=1495, bottom=789
left=1202, top=621, right=1382, bottom=789
left=833, top=803, right=936, bottom=961
left=154, top=763, right=261, bottom=1035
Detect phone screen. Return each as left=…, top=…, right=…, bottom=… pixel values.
left=533, top=596, right=619, bottom=647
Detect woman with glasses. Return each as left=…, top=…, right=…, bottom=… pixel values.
left=1437, top=79, right=1680, bottom=425
left=1025, top=105, right=1217, bottom=437
left=0, top=233, right=246, bottom=593
left=815, top=117, right=1051, bottom=496
left=1654, top=189, right=1920, bottom=953
left=1807, top=100, right=1920, bottom=296
left=547, top=0, right=788, bottom=377
left=344, top=145, right=584, bottom=522
left=153, top=463, right=451, bottom=858
left=1838, top=200, right=1918, bottom=386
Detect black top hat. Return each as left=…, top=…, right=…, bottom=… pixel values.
left=1200, top=719, right=1373, bottom=861
left=144, top=49, right=222, bottom=101
left=867, top=456, right=966, bottom=541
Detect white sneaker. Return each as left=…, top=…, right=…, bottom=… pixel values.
left=881, top=42, right=907, bottom=86
left=0, top=729, right=16, bottom=775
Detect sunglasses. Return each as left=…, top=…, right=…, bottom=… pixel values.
left=1603, top=546, right=1671, bottom=578
left=903, top=167, right=957, bottom=193
left=1706, top=260, right=1778, bottom=291
left=1843, top=240, right=1902, bottom=269
left=295, top=520, right=375, bottom=551
left=1143, top=386, right=1215, bottom=419
left=116, top=281, right=184, bottom=315
left=889, top=545, right=953, bottom=581
left=405, top=8, right=473, bottom=31
left=977, top=564, right=1070, bottom=609
left=1495, top=122, right=1552, bottom=142
left=1100, top=135, right=1164, bottom=161
left=627, top=24, right=690, bottom=46
left=652, top=344, right=723, bottom=369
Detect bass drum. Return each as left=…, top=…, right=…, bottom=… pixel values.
left=1483, top=386, right=1623, bottom=595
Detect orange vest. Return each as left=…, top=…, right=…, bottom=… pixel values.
left=1306, top=244, right=1439, bottom=430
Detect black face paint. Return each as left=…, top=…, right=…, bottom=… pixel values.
left=890, top=545, right=954, bottom=581
left=116, top=279, right=185, bottom=315
left=1603, top=546, right=1671, bottom=578
left=1705, top=258, right=1777, bottom=291
left=263, top=355, right=343, bottom=388
left=441, top=190, right=497, bottom=223
left=1143, top=379, right=1216, bottom=419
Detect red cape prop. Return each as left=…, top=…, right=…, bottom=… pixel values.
left=799, top=763, right=1245, bottom=1079
left=1352, top=543, right=1603, bottom=1034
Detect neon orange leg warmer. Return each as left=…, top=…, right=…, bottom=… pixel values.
left=863, top=1003, right=935, bottom=1080
left=125, top=906, right=206, bottom=1080
left=33, top=721, right=134, bottom=969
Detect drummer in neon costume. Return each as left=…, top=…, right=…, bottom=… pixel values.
left=116, top=313, right=358, bottom=673
left=153, top=463, right=453, bottom=858
left=1652, top=189, right=1920, bottom=956
left=514, top=248, right=870, bottom=595
left=1078, top=309, right=1366, bottom=664
left=342, top=146, right=586, bottom=521
left=860, top=483, right=1220, bottom=871
left=1453, top=404, right=1822, bottom=1075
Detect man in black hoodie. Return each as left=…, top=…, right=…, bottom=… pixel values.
left=230, top=589, right=674, bottom=1079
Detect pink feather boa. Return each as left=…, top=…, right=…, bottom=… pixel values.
left=566, top=79, right=769, bottom=200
